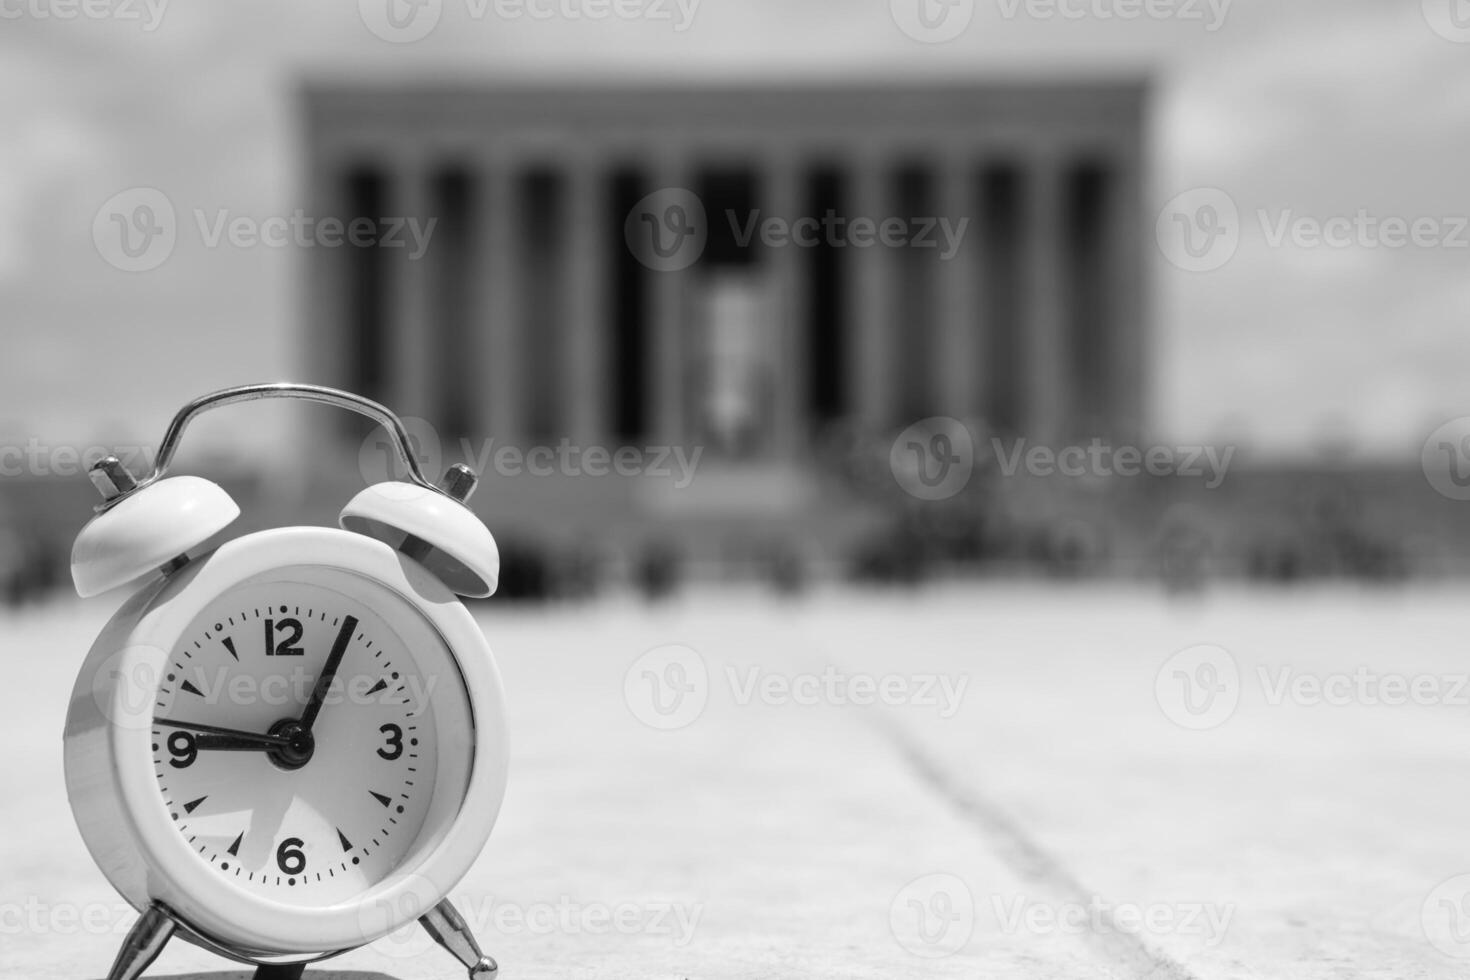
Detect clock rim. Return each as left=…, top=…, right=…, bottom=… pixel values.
left=64, top=525, right=509, bottom=955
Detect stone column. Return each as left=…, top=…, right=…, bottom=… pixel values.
left=851, top=158, right=893, bottom=433
left=481, top=157, right=523, bottom=449
left=647, top=156, right=689, bottom=448
left=295, top=147, right=353, bottom=502
left=305, top=152, right=348, bottom=392
left=766, top=155, right=807, bottom=459
left=566, top=159, right=609, bottom=449
left=937, top=153, right=980, bottom=421
left=388, top=160, right=435, bottom=422
left=1110, top=147, right=1145, bottom=445
left=1024, top=153, right=1067, bottom=447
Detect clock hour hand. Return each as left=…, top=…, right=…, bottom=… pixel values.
left=297, top=614, right=359, bottom=733
left=192, top=734, right=284, bottom=751
left=154, top=718, right=290, bottom=749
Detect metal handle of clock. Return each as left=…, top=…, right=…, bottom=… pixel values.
left=142, top=382, right=439, bottom=493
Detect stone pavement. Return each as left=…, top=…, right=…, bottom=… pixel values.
left=4, top=585, right=1469, bottom=979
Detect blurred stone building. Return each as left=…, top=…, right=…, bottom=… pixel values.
left=301, top=81, right=1148, bottom=569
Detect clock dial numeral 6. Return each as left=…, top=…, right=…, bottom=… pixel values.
left=276, top=837, right=307, bottom=875
left=264, top=617, right=305, bottom=656
left=378, top=723, right=404, bottom=760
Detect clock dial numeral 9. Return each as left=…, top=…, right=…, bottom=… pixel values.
left=378, top=723, right=404, bottom=760
left=276, top=837, right=307, bottom=875
left=264, top=617, right=305, bottom=657
left=168, top=731, right=197, bottom=768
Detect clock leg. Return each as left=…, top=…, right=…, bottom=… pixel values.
left=104, top=903, right=176, bottom=980
left=419, top=899, right=499, bottom=980
left=251, top=965, right=306, bottom=980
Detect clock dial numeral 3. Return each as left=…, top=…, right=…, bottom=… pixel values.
left=378, top=723, right=404, bottom=760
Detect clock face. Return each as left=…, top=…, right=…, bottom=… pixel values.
left=148, top=570, right=474, bottom=906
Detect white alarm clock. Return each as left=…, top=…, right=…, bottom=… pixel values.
left=64, top=384, right=507, bottom=980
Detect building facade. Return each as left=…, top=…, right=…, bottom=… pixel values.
left=301, top=81, right=1148, bottom=552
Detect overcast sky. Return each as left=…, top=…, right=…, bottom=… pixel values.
left=0, top=0, right=1466, bottom=463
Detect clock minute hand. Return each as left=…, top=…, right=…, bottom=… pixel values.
left=154, top=718, right=290, bottom=748
left=298, top=614, right=359, bottom=733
